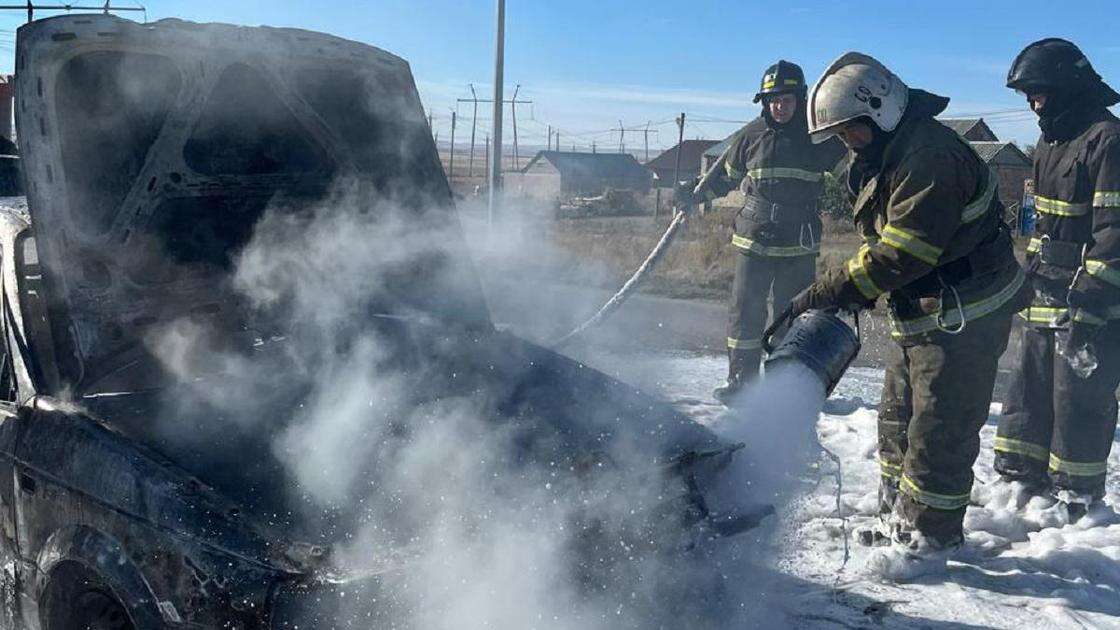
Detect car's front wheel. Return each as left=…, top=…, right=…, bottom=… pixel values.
left=41, top=563, right=135, bottom=630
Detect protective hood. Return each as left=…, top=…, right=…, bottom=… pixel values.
left=15, top=16, right=492, bottom=393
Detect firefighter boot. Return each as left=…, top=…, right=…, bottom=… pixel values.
left=714, top=349, right=758, bottom=405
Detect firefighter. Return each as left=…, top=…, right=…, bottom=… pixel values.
left=675, top=60, right=844, bottom=403
left=790, top=52, right=1029, bottom=576
left=995, top=39, right=1120, bottom=519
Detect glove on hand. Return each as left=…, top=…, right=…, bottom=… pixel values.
left=673, top=178, right=702, bottom=208
left=789, top=267, right=876, bottom=319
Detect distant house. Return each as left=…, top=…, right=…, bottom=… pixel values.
left=646, top=139, right=720, bottom=188
left=969, top=141, right=1032, bottom=210
left=937, top=118, right=999, bottom=142
left=509, top=151, right=652, bottom=202
left=701, top=133, right=737, bottom=176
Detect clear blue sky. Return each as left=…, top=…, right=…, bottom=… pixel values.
left=0, top=1, right=1117, bottom=151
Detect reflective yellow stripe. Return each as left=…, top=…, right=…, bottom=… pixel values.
left=1049, top=454, right=1108, bottom=477
left=1093, top=191, right=1120, bottom=208
left=1035, top=195, right=1091, bottom=217
left=762, top=80, right=776, bottom=89
left=1026, top=237, right=1043, bottom=254
left=899, top=475, right=971, bottom=510
left=1085, top=259, right=1120, bottom=288
left=962, top=168, right=999, bottom=223
left=890, top=266, right=1026, bottom=338
left=880, top=460, right=902, bottom=479
left=880, top=224, right=944, bottom=266
left=846, top=244, right=883, bottom=300
left=731, top=234, right=819, bottom=257
left=1017, top=305, right=1068, bottom=326
left=1018, top=304, right=1118, bottom=326
left=727, top=336, right=761, bottom=350
left=994, top=436, right=1050, bottom=464
left=746, top=167, right=823, bottom=182
left=725, top=162, right=744, bottom=180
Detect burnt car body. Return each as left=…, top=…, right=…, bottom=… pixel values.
left=0, top=14, right=749, bottom=629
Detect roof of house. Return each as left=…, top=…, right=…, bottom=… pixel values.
left=521, top=151, right=652, bottom=180
left=646, top=139, right=720, bottom=172
left=938, top=118, right=998, bottom=141
left=970, top=141, right=1031, bottom=167
left=703, top=130, right=742, bottom=160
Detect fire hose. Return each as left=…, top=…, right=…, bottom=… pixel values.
left=553, top=115, right=725, bottom=349
left=552, top=208, right=690, bottom=348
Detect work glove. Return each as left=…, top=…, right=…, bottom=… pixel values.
left=788, top=268, right=875, bottom=319
left=673, top=177, right=702, bottom=208
left=1054, top=305, right=1104, bottom=379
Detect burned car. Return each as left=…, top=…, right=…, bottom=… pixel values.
left=0, top=14, right=750, bottom=629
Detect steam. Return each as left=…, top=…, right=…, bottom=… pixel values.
left=138, top=183, right=767, bottom=627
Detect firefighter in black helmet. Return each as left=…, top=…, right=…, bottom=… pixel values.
left=996, top=39, right=1120, bottom=518
left=675, top=60, right=845, bottom=403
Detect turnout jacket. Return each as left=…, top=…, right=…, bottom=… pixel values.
left=1021, top=108, right=1120, bottom=328
left=819, top=90, right=1028, bottom=341
left=699, top=115, right=845, bottom=257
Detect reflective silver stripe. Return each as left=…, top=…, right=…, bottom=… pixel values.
left=846, top=244, right=883, bottom=300
left=1085, top=259, right=1120, bottom=287
left=747, top=167, right=822, bottom=183
left=1026, top=237, right=1042, bottom=254
left=1035, top=195, right=1091, bottom=217
left=731, top=234, right=818, bottom=257
left=1093, top=191, right=1120, bottom=208
left=890, top=267, right=1026, bottom=337
left=1049, top=454, right=1107, bottom=477
left=899, top=475, right=971, bottom=510
left=962, top=168, right=999, bottom=223
left=880, top=224, right=943, bottom=265
left=994, top=436, right=1049, bottom=464
left=727, top=337, right=761, bottom=350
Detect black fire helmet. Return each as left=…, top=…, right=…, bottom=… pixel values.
left=754, top=60, right=807, bottom=103
left=1007, top=38, right=1120, bottom=106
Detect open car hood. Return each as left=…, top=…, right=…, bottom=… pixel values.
left=15, top=15, right=491, bottom=392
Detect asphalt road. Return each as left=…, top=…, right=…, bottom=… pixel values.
left=482, top=276, right=1020, bottom=400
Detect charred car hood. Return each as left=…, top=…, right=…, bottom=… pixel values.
left=15, top=15, right=491, bottom=392
left=83, top=317, right=736, bottom=547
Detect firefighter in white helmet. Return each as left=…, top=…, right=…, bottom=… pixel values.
left=790, top=52, right=1029, bottom=578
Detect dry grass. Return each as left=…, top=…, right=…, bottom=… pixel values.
left=545, top=208, right=863, bottom=301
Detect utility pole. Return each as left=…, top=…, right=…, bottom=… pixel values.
left=427, top=110, right=434, bottom=135
left=644, top=121, right=651, bottom=162
left=468, top=84, right=478, bottom=178
left=547, top=125, right=552, bottom=152
left=488, top=0, right=505, bottom=226
left=618, top=120, right=625, bottom=153
left=484, top=134, right=490, bottom=183
left=454, top=88, right=528, bottom=177
left=660, top=112, right=686, bottom=219
left=510, top=84, right=521, bottom=171
left=448, top=110, right=457, bottom=182
left=592, top=141, right=597, bottom=154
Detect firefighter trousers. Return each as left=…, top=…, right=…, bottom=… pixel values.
left=995, top=323, right=1120, bottom=498
left=877, top=304, right=1014, bottom=544
left=727, top=251, right=816, bottom=383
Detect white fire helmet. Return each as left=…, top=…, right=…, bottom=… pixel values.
left=808, top=52, right=909, bottom=144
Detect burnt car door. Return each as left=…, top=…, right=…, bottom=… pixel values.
left=0, top=236, right=27, bottom=628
